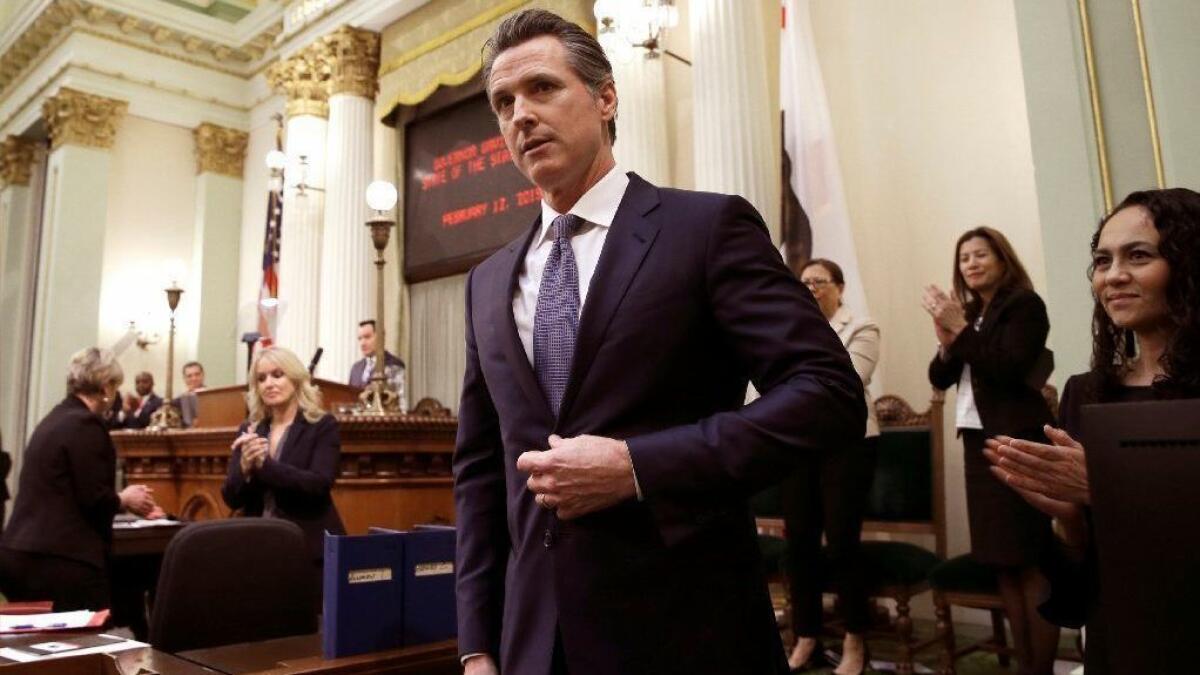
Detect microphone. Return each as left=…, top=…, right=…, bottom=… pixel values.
left=240, top=332, right=261, bottom=375
left=308, top=347, right=324, bottom=376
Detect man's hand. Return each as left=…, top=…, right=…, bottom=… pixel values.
left=463, top=654, right=499, bottom=675
left=516, top=435, right=638, bottom=520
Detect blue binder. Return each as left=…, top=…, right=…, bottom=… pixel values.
left=400, top=526, right=457, bottom=646
left=322, top=530, right=404, bottom=659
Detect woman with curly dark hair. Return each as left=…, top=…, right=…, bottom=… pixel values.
left=985, top=187, right=1200, bottom=675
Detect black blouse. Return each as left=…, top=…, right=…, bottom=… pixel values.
left=1040, top=372, right=1156, bottom=675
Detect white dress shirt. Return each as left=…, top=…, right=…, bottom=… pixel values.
left=512, top=165, right=631, bottom=364
left=955, top=364, right=984, bottom=430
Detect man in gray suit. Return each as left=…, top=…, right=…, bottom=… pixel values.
left=348, top=320, right=406, bottom=403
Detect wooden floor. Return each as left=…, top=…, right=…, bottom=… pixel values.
left=783, top=617, right=1083, bottom=674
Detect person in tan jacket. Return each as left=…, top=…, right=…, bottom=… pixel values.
left=785, top=258, right=880, bottom=675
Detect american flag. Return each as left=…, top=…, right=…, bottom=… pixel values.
left=257, top=184, right=283, bottom=345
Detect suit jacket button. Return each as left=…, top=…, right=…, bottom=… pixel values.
left=543, top=529, right=554, bottom=548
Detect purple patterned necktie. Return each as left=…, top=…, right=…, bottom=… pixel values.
left=533, top=213, right=582, bottom=416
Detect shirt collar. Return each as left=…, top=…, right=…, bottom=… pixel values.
left=536, top=165, right=630, bottom=247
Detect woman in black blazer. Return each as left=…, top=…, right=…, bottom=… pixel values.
left=922, top=227, right=1059, bottom=675
left=222, top=346, right=345, bottom=575
left=0, top=347, right=157, bottom=610
left=984, top=188, right=1200, bottom=675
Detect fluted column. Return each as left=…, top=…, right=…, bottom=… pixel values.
left=318, top=26, right=379, bottom=382
left=611, top=54, right=671, bottom=185
left=267, top=50, right=330, bottom=365
left=0, top=136, right=41, bottom=461
left=29, top=88, right=126, bottom=426
left=690, top=0, right=779, bottom=235
left=192, top=123, right=247, bottom=385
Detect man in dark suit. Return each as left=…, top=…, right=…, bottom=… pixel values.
left=454, top=10, right=865, bottom=675
left=347, top=320, right=405, bottom=390
left=121, top=372, right=161, bottom=430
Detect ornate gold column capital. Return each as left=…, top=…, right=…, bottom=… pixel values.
left=0, top=136, right=39, bottom=187
left=324, top=26, right=380, bottom=100
left=267, top=50, right=332, bottom=119
left=193, top=123, right=248, bottom=178
left=42, top=87, right=128, bottom=151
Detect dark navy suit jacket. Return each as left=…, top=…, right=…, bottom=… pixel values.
left=222, top=413, right=346, bottom=562
left=453, top=173, right=866, bottom=675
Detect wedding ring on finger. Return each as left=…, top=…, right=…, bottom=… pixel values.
left=537, top=493, right=553, bottom=510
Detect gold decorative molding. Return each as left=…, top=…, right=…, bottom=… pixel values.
left=376, top=0, right=594, bottom=115
left=324, top=26, right=380, bottom=100
left=0, top=136, right=39, bottom=187
left=1076, top=0, right=1113, bottom=212
left=193, top=123, right=248, bottom=178
left=378, top=0, right=529, bottom=78
left=42, top=87, right=127, bottom=151
left=267, top=48, right=332, bottom=119
left=0, top=0, right=284, bottom=101
left=1130, top=0, right=1165, bottom=189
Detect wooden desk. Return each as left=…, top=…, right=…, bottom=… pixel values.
left=111, top=521, right=187, bottom=557
left=177, top=634, right=458, bottom=674
left=193, top=381, right=361, bottom=429
left=111, top=402, right=457, bottom=534
left=0, top=634, right=216, bottom=674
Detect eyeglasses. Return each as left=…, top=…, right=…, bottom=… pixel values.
left=802, top=279, right=832, bottom=289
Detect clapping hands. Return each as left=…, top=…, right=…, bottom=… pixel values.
left=232, top=432, right=269, bottom=475
left=921, top=284, right=968, bottom=347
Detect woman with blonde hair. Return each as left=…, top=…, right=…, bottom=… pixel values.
left=222, top=346, right=345, bottom=575
left=0, top=347, right=157, bottom=610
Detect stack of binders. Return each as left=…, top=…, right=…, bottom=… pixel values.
left=322, top=524, right=456, bottom=659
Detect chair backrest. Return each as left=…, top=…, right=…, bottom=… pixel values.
left=149, top=518, right=317, bottom=653
left=863, top=389, right=947, bottom=557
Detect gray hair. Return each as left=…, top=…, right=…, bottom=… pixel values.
left=482, top=8, right=617, bottom=144
left=66, top=347, right=124, bottom=397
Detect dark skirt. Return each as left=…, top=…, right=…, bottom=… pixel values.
left=961, top=429, right=1052, bottom=567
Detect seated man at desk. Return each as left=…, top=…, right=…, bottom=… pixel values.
left=120, top=372, right=162, bottom=430
left=174, top=361, right=206, bottom=428
left=348, top=320, right=407, bottom=410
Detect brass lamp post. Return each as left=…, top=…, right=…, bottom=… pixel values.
left=149, top=284, right=184, bottom=429
left=358, top=180, right=401, bottom=415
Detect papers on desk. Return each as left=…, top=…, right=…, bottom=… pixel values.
left=0, top=633, right=144, bottom=663
left=0, top=610, right=109, bottom=633
left=111, top=517, right=180, bottom=529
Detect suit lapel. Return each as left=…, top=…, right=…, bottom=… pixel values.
left=496, top=216, right=554, bottom=419
left=556, top=173, right=661, bottom=425
left=274, top=416, right=307, bottom=465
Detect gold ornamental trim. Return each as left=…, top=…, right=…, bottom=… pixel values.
left=325, top=26, right=380, bottom=100
left=376, top=0, right=594, bottom=116
left=42, top=87, right=127, bottom=151
left=0, top=1, right=284, bottom=102
left=1130, top=0, right=1165, bottom=189
left=1076, top=0, right=1113, bottom=212
left=193, top=123, right=249, bottom=178
left=0, top=136, right=39, bottom=187
left=377, top=0, right=530, bottom=78
left=267, top=47, right=332, bottom=119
